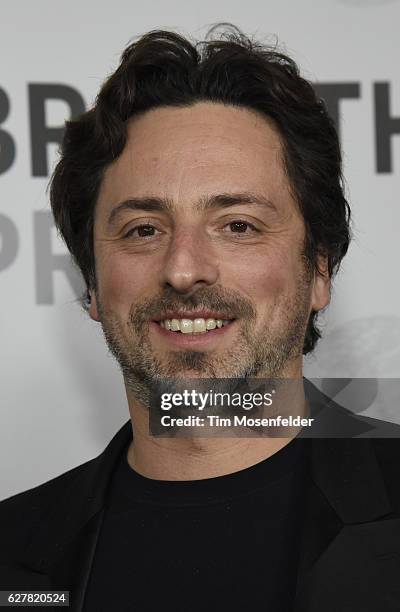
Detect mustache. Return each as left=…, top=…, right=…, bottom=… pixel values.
left=129, top=286, right=257, bottom=330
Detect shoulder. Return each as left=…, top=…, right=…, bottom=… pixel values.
left=0, top=419, right=132, bottom=560
left=0, top=457, right=97, bottom=556
left=371, top=438, right=400, bottom=512
left=371, top=437, right=400, bottom=460
left=0, top=457, right=94, bottom=511
left=0, top=419, right=132, bottom=520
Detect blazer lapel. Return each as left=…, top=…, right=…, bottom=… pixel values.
left=294, top=436, right=396, bottom=611
left=21, top=421, right=134, bottom=612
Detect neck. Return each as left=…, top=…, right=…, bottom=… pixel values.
left=126, top=365, right=306, bottom=481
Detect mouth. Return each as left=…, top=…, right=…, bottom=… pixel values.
left=150, top=314, right=236, bottom=346
left=155, top=316, right=234, bottom=334
left=154, top=309, right=235, bottom=334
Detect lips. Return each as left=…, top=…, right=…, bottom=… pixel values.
left=153, top=310, right=234, bottom=322
left=149, top=318, right=236, bottom=344
left=159, top=318, right=233, bottom=333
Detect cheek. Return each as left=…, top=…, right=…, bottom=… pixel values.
left=228, top=249, right=295, bottom=303
left=97, top=254, right=148, bottom=311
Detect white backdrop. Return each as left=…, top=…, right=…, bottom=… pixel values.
left=1, top=0, right=399, bottom=500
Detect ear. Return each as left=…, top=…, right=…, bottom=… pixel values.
left=310, top=256, right=331, bottom=312
left=88, top=289, right=101, bottom=322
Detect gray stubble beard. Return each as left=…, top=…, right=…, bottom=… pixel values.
left=95, top=267, right=312, bottom=409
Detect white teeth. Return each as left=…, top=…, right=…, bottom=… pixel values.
left=180, top=319, right=194, bottom=334
left=159, top=317, right=233, bottom=333
left=193, top=318, right=207, bottom=332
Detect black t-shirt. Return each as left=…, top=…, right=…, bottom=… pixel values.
left=84, top=437, right=310, bottom=612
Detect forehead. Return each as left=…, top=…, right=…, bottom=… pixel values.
left=96, top=102, right=295, bottom=220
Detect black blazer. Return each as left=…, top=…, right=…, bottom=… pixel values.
left=1, top=380, right=400, bottom=611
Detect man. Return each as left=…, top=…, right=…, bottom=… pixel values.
left=1, top=24, right=399, bottom=612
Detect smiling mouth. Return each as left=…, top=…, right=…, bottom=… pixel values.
left=154, top=317, right=235, bottom=334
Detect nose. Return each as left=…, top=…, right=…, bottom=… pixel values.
left=159, top=227, right=219, bottom=294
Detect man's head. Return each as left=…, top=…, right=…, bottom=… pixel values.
left=49, top=24, right=351, bottom=391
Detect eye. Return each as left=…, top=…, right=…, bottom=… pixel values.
left=123, top=224, right=159, bottom=239
left=224, top=220, right=259, bottom=235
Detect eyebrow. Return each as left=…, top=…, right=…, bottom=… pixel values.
left=106, top=192, right=278, bottom=229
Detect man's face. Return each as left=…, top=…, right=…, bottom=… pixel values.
left=89, top=102, right=329, bottom=396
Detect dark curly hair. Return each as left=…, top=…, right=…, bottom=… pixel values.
left=49, top=23, right=351, bottom=354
